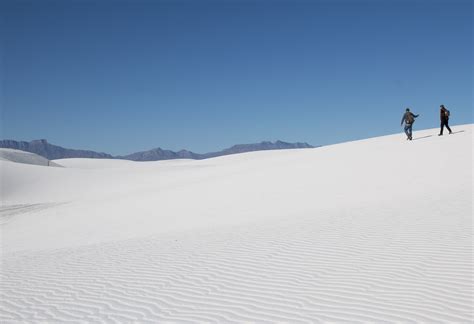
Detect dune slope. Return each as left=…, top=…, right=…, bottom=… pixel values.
left=0, top=148, right=61, bottom=167
left=1, top=125, right=472, bottom=322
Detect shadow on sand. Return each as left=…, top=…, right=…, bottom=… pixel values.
left=413, top=130, right=466, bottom=141
left=449, top=130, right=465, bottom=135
left=412, top=135, right=433, bottom=141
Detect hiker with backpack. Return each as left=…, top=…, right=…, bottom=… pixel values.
left=400, top=108, right=419, bottom=140
left=439, top=104, right=452, bottom=136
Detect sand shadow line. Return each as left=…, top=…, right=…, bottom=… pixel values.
left=450, top=130, right=465, bottom=134
left=412, top=135, right=433, bottom=141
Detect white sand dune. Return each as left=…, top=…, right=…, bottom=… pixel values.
left=54, top=157, right=140, bottom=169
left=1, top=125, right=472, bottom=322
left=0, top=148, right=61, bottom=167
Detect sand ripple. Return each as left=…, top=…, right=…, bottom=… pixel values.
left=1, top=209, right=472, bottom=323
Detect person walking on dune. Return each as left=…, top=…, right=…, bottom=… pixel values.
left=439, top=104, right=452, bottom=136
left=400, top=108, right=419, bottom=140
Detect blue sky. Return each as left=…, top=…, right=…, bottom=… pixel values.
left=2, top=0, right=472, bottom=155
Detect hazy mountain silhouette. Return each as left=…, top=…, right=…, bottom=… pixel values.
left=0, top=139, right=315, bottom=161
left=0, top=139, right=113, bottom=160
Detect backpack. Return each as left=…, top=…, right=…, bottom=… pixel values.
left=441, top=107, right=450, bottom=119
left=405, top=112, right=415, bottom=124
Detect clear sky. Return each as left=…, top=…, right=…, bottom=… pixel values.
left=1, top=0, right=472, bottom=155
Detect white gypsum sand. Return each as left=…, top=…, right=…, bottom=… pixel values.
left=0, top=148, right=62, bottom=167
left=1, top=125, right=472, bottom=322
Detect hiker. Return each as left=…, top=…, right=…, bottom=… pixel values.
left=439, top=104, right=452, bottom=136
left=400, top=108, right=419, bottom=140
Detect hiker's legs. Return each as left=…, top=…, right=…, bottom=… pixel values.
left=445, top=120, right=452, bottom=133
left=439, top=121, right=445, bottom=135
left=404, top=125, right=412, bottom=139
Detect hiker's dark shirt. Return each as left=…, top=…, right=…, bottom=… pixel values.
left=440, top=108, right=449, bottom=121
left=401, top=112, right=417, bottom=126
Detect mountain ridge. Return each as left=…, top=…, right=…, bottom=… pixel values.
left=0, top=139, right=113, bottom=160
left=0, top=139, right=315, bottom=161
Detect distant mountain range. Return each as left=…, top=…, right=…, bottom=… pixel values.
left=0, top=139, right=113, bottom=160
left=0, top=139, right=315, bottom=161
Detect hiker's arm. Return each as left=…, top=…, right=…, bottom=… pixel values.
left=414, top=114, right=419, bottom=118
